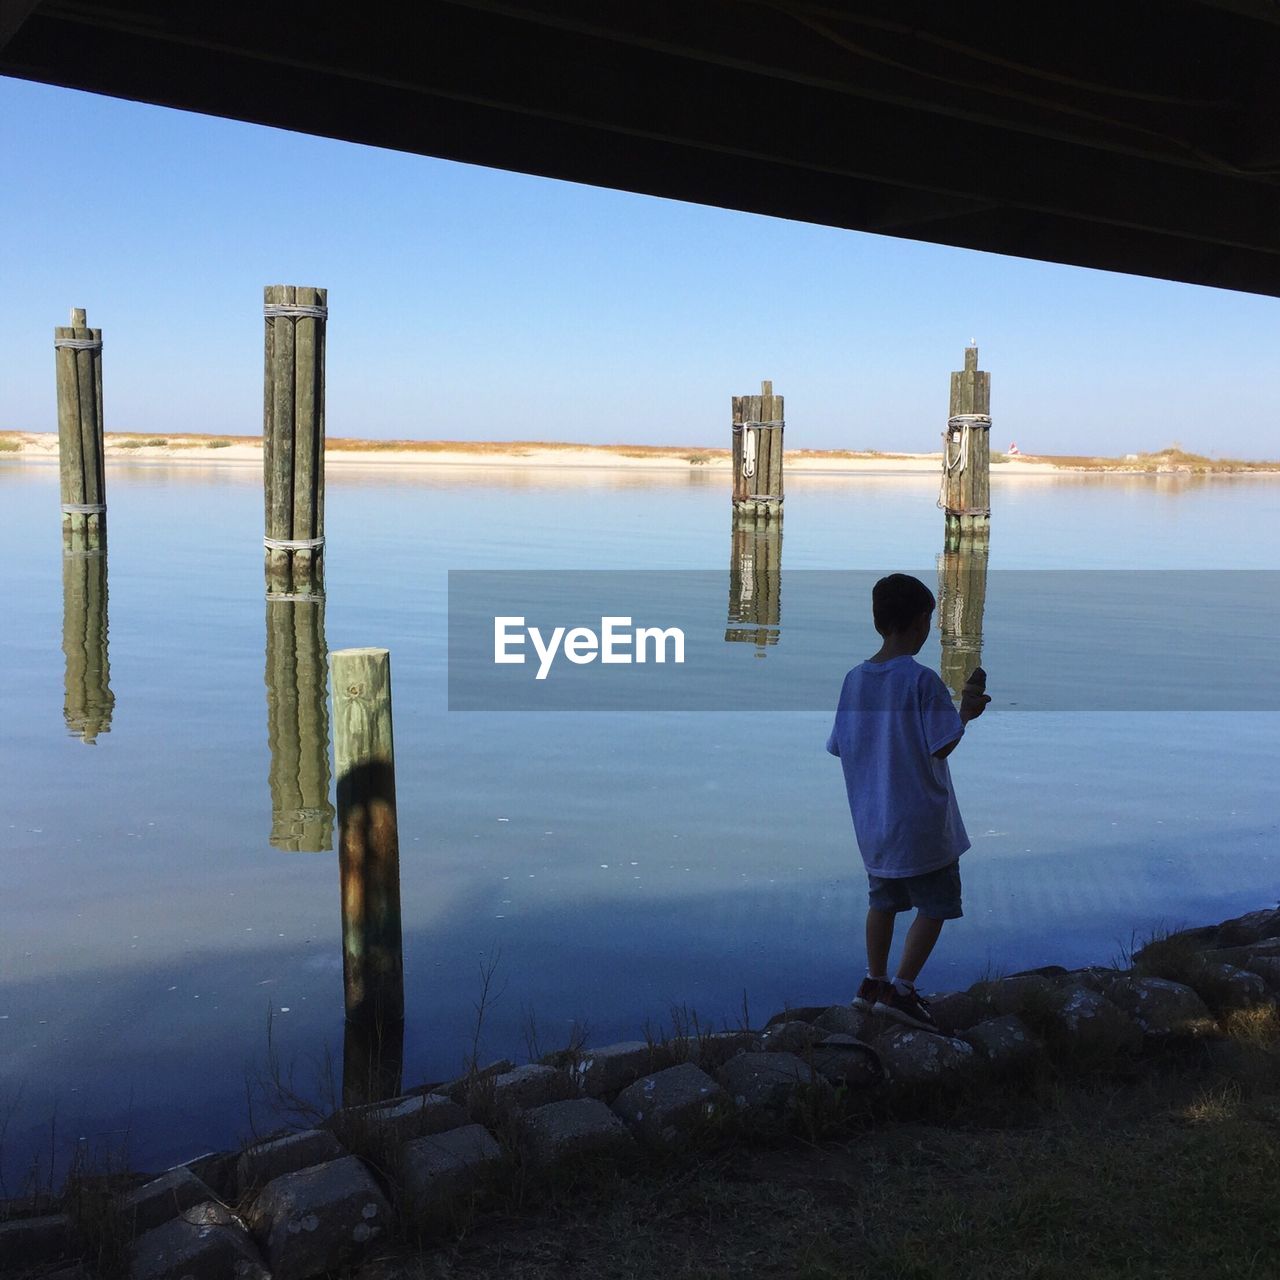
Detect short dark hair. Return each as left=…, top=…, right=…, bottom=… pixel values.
left=872, top=573, right=935, bottom=634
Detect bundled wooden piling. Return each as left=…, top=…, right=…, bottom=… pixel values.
left=266, top=597, right=335, bottom=851
left=732, top=380, right=784, bottom=521
left=61, top=544, right=113, bottom=743
left=940, top=345, right=991, bottom=549
left=331, top=648, right=404, bottom=1031
left=937, top=542, right=990, bottom=701
left=725, top=517, right=782, bottom=650
left=54, top=307, right=106, bottom=548
left=264, top=285, right=327, bottom=594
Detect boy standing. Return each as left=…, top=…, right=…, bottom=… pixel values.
left=826, top=573, right=989, bottom=1031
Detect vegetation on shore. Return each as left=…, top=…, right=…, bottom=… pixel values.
left=2, top=431, right=1279, bottom=471
left=362, top=1005, right=1280, bottom=1280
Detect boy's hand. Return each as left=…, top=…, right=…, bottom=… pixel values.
left=960, top=667, right=989, bottom=722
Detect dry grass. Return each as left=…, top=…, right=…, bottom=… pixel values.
left=1016, top=446, right=1280, bottom=473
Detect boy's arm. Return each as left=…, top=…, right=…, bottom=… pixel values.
left=931, top=692, right=990, bottom=759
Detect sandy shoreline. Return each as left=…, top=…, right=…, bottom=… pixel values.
left=2, top=431, right=1277, bottom=476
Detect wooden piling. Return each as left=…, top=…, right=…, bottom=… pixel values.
left=61, top=542, right=113, bottom=743
left=725, top=517, right=782, bottom=650
left=941, top=345, right=991, bottom=550
left=264, top=285, right=327, bottom=595
left=54, top=307, right=106, bottom=549
left=331, top=647, right=404, bottom=1030
left=265, top=597, right=334, bottom=851
left=732, top=380, right=784, bottom=521
left=937, top=541, right=989, bottom=701
left=342, top=1012, right=405, bottom=1108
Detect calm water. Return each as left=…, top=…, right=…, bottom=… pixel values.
left=2, top=458, right=1278, bottom=1179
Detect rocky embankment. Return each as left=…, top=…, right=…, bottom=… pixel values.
left=3, top=905, right=1279, bottom=1279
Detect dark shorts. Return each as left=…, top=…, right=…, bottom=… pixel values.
left=867, top=860, right=963, bottom=920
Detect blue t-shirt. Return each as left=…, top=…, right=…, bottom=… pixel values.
left=826, top=656, right=970, bottom=878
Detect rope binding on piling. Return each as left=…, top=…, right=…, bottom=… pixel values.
left=53, top=338, right=102, bottom=350
left=61, top=502, right=106, bottom=514
left=264, top=536, right=325, bottom=550
left=263, top=303, right=329, bottom=320
left=938, top=414, right=991, bottom=510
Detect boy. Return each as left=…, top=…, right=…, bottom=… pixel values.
left=826, top=573, right=989, bottom=1031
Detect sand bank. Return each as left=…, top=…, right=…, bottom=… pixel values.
left=2, top=431, right=1276, bottom=475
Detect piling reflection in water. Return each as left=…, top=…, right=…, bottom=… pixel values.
left=725, top=517, right=782, bottom=651
left=937, top=540, right=990, bottom=700
left=264, top=597, right=335, bottom=851
left=62, top=543, right=114, bottom=743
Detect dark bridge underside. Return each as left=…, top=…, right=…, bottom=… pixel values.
left=5, top=0, right=1280, bottom=297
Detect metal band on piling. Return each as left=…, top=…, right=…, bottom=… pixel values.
left=61, top=502, right=107, bottom=514
left=53, top=338, right=103, bottom=351
left=265, top=591, right=325, bottom=603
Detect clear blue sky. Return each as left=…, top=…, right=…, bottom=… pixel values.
left=3, top=77, right=1278, bottom=456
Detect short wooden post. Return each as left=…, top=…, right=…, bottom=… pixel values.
left=331, top=648, right=404, bottom=1039
left=937, top=542, right=989, bottom=701
left=342, top=1012, right=405, bottom=1108
left=941, top=345, right=991, bottom=550
left=61, top=544, right=113, bottom=743
left=725, top=517, right=782, bottom=651
left=265, top=598, right=334, bottom=851
left=54, top=307, right=106, bottom=549
left=263, top=285, right=327, bottom=595
left=732, top=379, right=784, bottom=521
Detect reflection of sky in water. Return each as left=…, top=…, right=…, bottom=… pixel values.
left=1, top=459, right=1277, bottom=1176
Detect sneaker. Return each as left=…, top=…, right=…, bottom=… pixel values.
left=852, top=976, right=889, bottom=1011
left=873, top=985, right=938, bottom=1032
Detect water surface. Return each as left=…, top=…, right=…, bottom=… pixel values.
left=1, top=458, right=1277, bottom=1179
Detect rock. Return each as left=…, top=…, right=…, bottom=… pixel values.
left=923, top=992, right=987, bottom=1034
left=251, top=1156, right=391, bottom=1280
left=1008, top=964, right=1071, bottom=980
left=760, top=1020, right=824, bottom=1054
left=576, top=1041, right=672, bottom=1096
left=1214, top=907, right=1280, bottom=948
left=962, top=1015, right=1043, bottom=1068
left=402, top=1124, right=503, bottom=1210
left=1203, top=962, right=1270, bottom=1010
left=1236, top=956, right=1280, bottom=993
left=763, top=1006, right=828, bottom=1027
left=1066, top=967, right=1124, bottom=995
left=520, top=1099, right=634, bottom=1168
left=439, top=1059, right=516, bottom=1104
left=337, top=1093, right=469, bottom=1148
left=970, top=974, right=1055, bottom=1016
left=1047, top=985, right=1142, bottom=1057
left=130, top=1207, right=268, bottom=1280
left=0, top=1214, right=75, bottom=1272
left=612, top=1064, right=726, bottom=1145
left=1106, top=976, right=1216, bottom=1038
left=691, top=1029, right=757, bottom=1070
left=719, top=1052, right=826, bottom=1110
left=236, top=1128, right=345, bottom=1196
left=117, top=1165, right=215, bottom=1233
left=1208, top=938, right=1280, bottom=966
left=872, top=1025, right=977, bottom=1084
left=814, top=1005, right=874, bottom=1038
left=485, top=1064, right=576, bottom=1111
left=810, top=1035, right=883, bottom=1088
